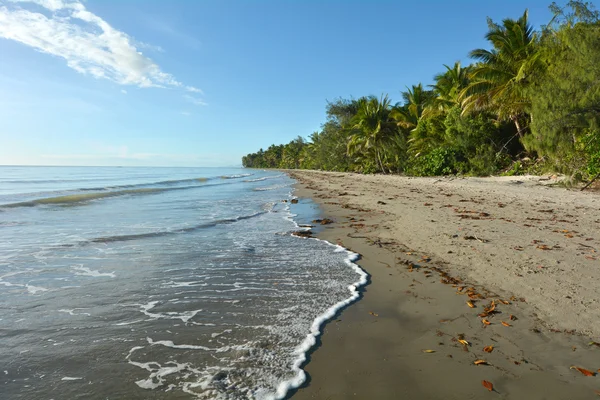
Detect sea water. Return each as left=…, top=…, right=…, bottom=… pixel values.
left=0, top=166, right=366, bottom=399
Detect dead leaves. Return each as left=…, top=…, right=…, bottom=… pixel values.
left=368, top=311, right=379, bottom=317
left=536, top=244, right=552, bottom=250
left=458, top=339, right=470, bottom=347
left=483, top=345, right=494, bottom=353
left=501, top=321, right=512, bottom=327
left=467, top=301, right=476, bottom=308
left=422, top=349, right=436, bottom=353
left=482, top=380, right=494, bottom=391
left=474, top=359, right=489, bottom=366
left=570, top=366, right=597, bottom=377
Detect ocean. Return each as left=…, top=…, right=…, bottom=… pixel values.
left=0, top=166, right=366, bottom=400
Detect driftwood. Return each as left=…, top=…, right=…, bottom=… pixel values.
left=581, top=172, right=600, bottom=191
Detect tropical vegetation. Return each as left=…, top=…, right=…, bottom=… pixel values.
left=242, top=2, right=600, bottom=181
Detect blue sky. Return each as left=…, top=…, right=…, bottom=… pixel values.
left=0, top=0, right=561, bottom=167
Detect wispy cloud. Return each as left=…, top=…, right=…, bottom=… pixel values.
left=0, top=0, right=201, bottom=92
left=180, top=111, right=191, bottom=116
left=184, top=94, right=207, bottom=106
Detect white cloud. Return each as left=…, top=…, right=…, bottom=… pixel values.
left=0, top=0, right=201, bottom=91
left=120, top=89, right=127, bottom=94
left=180, top=111, right=190, bottom=116
left=184, top=94, right=207, bottom=106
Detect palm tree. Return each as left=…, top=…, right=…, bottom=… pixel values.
left=460, top=10, right=541, bottom=137
left=390, top=84, right=434, bottom=131
left=427, top=62, right=472, bottom=115
left=347, top=95, right=398, bottom=173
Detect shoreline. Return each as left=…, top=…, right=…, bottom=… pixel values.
left=286, top=170, right=600, bottom=399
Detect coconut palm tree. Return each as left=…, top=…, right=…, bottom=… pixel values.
left=390, top=84, right=434, bottom=131
left=460, top=10, right=541, bottom=137
left=427, top=62, right=472, bottom=115
left=347, top=95, right=399, bottom=173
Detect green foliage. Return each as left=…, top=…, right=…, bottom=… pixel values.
left=409, top=148, right=463, bottom=176
left=242, top=2, right=599, bottom=181
left=525, top=1, right=600, bottom=177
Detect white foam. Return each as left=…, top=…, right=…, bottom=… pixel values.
left=268, top=188, right=369, bottom=400
left=61, top=377, right=83, bottom=381
left=139, top=301, right=202, bottom=323
left=58, top=309, right=91, bottom=316
left=72, top=265, right=116, bottom=278
left=26, top=284, right=48, bottom=294
left=211, top=329, right=232, bottom=338
left=114, top=319, right=145, bottom=326
left=147, top=337, right=212, bottom=351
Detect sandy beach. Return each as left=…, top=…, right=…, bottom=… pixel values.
left=287, top=170, right=600, bottom=399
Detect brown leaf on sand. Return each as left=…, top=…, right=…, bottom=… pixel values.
left=482, top=319, right=491, bottom=326
left=483, top=345, right=494, bottom=353
left=501, top=321, right=512, bottom=327
left=570, top=366, right=596, bottom=376
left=369, top=311, right=379, bottom=317
left=422, top=349, right=436, bottom=353
left=482, top=380, right=494, bottom=391
left=484, top=301, right=496, bottom=313
left=474, top=360, right=489, bottom=365
left=467, top=301, right=476, bottom=308
left=458, top=339, right=470, bottom=346
left=537, top=244, right=552, bottom=250
left=499, top=299, right=510, bottom=305
left=510, top=314, right=517, bottom=321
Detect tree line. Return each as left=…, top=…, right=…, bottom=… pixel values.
left=242, top=2, right=600, bottom=180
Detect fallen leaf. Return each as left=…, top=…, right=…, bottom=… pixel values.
left=482, top=380, right=493, bottom=391
left=537, top=244, right=552, bottom=250
left=499, top=299, right=510, bottom=305
left=484, top=301, right=496, bottom=313
left=369, top=311, right=379, bottom=317
left=589, top=341, right=600, bottom=347
left=482, top=319, right=491, bottom=326
left=570, top=366, right=596, bottom=376
left=501, top=321, right=512, bottom=327
left=422, top=349, right=436, bottom=353
left=510, top=314, right=517, bottom=321
left=483, top=345, right=494, bottom=353
left=467, top=301, right=476, bottom=308
left=458, top=339, right=470, bottom=346
left=474, top=359, right=489, bottom=365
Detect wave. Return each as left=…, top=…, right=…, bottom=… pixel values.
left=253, top=184, right=290, bottom=191
left=80, top=211, right=266, bottom=245
left=0, top=173, right=260, bottom=209
left=0, top=188, right=167, bottom=208
left=0, top=183, right=227, bottom=209
left=220, top=173, right=253, bottom=179
left=243, top=177, right=267, bottom=182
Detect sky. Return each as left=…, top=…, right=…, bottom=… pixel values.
left=0, top=0, right=566, bottom=167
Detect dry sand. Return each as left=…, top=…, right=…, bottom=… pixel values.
left=286, top=170, right=600, bottom=400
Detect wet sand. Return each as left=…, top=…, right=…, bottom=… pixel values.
left=287, top=170, right=600, bottom=400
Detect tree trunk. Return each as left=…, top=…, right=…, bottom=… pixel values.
left=513, top=116, right=523, bottom=139
left=376, top=149, right=387, bottom=174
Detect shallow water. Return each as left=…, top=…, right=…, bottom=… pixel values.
left=0, top=166, right=365, bottom=399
